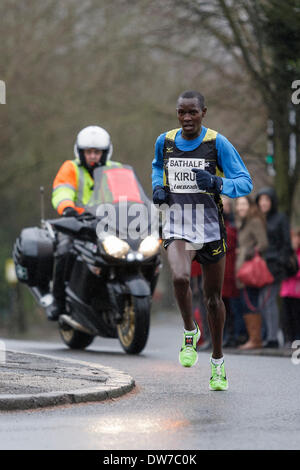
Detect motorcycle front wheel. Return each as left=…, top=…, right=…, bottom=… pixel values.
left=59, top=324, right=94, bottom=350
left=117, top=295, right=150, bottom=354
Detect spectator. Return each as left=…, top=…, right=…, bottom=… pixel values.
left=222, top=196, right=240, bottom=347
left=280, top=229, right=300, bottom=346
left=256, top=187, right=293, bottom=348
left=235, top=196, right=268, bottom=349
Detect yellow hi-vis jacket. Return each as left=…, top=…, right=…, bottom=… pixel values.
left=52, top=159, right=121, bottom=215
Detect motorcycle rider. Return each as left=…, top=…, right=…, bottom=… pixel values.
left=52, top=125, right=113, bottom=216
left=49, top=125, right=116, bottom=320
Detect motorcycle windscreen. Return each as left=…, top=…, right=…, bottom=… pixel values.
left=86, top=166, right=158, bottom=245
left=89, top=166, right=147, bottom=205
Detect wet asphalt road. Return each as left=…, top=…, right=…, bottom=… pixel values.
left=0, top=313, right=299, bottom=450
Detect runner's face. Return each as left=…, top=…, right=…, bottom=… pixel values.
left=177, top=98, right=207, bottom=139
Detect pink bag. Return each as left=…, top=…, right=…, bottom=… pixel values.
left=237, top=252, right=274, bottom=288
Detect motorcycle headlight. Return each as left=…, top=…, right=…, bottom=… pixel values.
left=102, top=235, right=130, bottom=259
left=138, top=236, right=160, bottom=258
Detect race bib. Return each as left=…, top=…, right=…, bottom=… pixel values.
left=167, top=157, right=207, bottom=193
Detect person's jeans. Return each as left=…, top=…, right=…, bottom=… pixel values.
left=258, top=281, right=280, bottom=342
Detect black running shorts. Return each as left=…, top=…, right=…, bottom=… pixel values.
left=163, top=237, right=227, bottom=265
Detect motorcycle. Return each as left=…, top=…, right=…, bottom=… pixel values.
left=13, top=164, right=162, bottom=354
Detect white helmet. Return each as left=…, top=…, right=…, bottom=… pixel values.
left=74, top=125, right=113, bottom=166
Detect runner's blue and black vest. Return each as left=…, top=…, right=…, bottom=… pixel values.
left=162, top=128, right=225, bottom=244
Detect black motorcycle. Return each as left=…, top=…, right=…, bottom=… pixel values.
left=13, top=165, right=161, bottom=354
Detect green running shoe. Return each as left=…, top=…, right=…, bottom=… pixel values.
left=179, top=323, right=201, bottom=367
left=209, top=359, right=228, bottom=391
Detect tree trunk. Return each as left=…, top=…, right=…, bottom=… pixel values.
left=273, top=113, right=292, bottom=215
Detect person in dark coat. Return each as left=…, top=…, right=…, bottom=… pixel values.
left=256, top=187, right=293, bottom=348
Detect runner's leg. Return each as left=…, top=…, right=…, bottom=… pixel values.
left=166, top=240, right=196, bottom=331
left=202, top=256, right=226, bottom=359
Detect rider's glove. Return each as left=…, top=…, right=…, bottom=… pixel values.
left=192, top=169, right=223, bottom=194
left=62, top=207, right=78, bottom=217
left=153, top=186, right=168, bottom=205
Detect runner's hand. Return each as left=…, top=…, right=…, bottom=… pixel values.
left=153, top=186, right=168, bottom=205
left=192, top=169, right=223, bottom=194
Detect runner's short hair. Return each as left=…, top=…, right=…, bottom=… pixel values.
left=177, top=91, right=205, bottom=110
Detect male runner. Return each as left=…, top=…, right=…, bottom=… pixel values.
left=152, top=91, right=252, bottom=390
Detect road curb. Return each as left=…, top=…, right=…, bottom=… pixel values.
left=0, top=350, right=135, bottom=411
